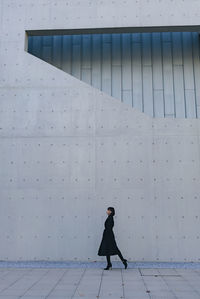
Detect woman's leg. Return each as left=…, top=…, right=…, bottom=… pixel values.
left=116, top=247, right=128, bottom=268
left=116, top=248, right=125, bottom=262
left=106, top=255, right=111, bottom=265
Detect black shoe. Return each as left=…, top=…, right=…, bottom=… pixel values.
left=104, top=263, right=112, bottom=270
left=122, top=259, right=128, bottom=269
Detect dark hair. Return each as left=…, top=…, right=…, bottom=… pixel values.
left=107, top=207, right=115, bottom=216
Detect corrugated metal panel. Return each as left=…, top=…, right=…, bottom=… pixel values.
left=91, top=34, right=101, bottom=90
left=162, top=36, right=175, bottom=117
left=132, top=35, right=143, bottom=112
left=192, top=32, right=200, bottom=118
left=102, top=34, right=112, bottom=95
left=28, top=32, right=200, bottom=118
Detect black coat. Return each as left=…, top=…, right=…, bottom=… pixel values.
left=98, top=214, right=119, bottom=256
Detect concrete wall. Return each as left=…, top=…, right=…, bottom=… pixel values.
left=0, top=0, right=200, bottom=262
left=28, top=32, right=200, bottom=118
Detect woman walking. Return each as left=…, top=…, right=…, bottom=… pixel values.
left=98, top=207, right=128, bottom=270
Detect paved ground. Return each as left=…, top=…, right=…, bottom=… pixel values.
left=0, top=262, right=200, bottom=299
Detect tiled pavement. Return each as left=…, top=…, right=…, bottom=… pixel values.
left=0, top=262, right=200, bottom=299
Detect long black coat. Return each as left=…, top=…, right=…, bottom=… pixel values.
left=98, top=214, right=119, bottom=256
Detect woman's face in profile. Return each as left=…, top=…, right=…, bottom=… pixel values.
left=106, top=209, right=112, bottom=215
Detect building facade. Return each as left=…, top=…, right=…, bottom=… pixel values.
left=0, top=0, right=200, bottom=262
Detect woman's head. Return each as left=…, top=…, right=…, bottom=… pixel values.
left=107, top=207, right=115, bottom=216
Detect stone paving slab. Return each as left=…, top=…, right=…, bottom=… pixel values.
left=0, top=262, right=200, bottom=298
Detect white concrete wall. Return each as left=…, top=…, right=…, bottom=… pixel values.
left=0, top=0, right=200, bottom=262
